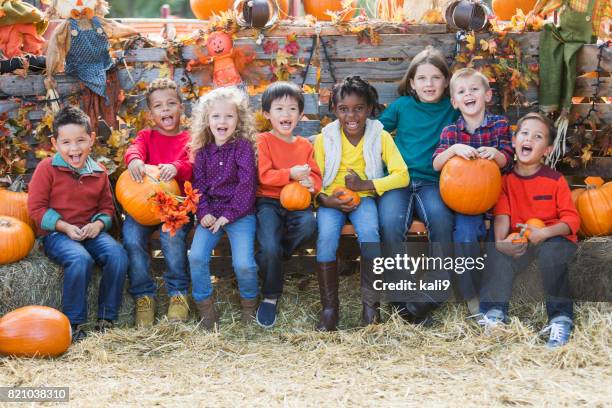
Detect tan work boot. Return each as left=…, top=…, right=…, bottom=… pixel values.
left=195, top=296, right=218, bottom=331
left=167, top=294, right=190, bottom=322
left=240, top=297, right=258, bottom=324
left=135, top=296, right=156, bottom=327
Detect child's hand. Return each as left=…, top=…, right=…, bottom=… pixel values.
left=496, top=236, right=527, bottom=258
left=63, top=224, right=84, bottom=241
left=477, top=146, right=499, bottom=160
left=319, top=192, right=356, bottom=212
left=158, top=164, right=177, bottom=182
left=210, top=216, right=229, bottom=233
left=290, top=164, right=310, bottom=181
left=299, top=177, right=315, bottom=193
left=128, top=159, right=146, bottom=183
left=200, top=214, right=216, bottom=228
left=452, top=144, right=478, bottom=160
left=526, top=227, right=549, bottom=245
left=81, top=221, right=104, bottom=239
left=345, top=169, right=374, bottom=192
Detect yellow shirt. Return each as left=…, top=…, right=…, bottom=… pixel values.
left=313, top=129, right=409, bottom=197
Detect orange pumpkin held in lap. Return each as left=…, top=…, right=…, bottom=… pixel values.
left=333, top=186, right=361, bottom=207
left=507, top=232, right=528, bottom=244
left=0, top=216, right=34, bottom=265
left=116, top=165, right=181, bottom=226
left=280, top=182, right=312, bottom=211
left=0, top=306, right=71, bottom=358
left=439, top=157, right=502, bottom=215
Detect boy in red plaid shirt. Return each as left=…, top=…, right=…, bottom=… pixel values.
left=432, top=67, right=514, bottom=312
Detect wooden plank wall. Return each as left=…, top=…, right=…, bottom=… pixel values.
left=1, top=22, right=610, bottom=176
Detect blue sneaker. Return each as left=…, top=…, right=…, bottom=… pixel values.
left=476, top=308, right=506, bottom=334
left=541, top=315, right=573, bottom=348
left=256, top=300, right=277, bottom=328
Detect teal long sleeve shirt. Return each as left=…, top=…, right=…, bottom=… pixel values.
left=378, top=96, right=459, bottom=183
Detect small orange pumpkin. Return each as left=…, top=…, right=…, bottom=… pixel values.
left=439, top=157, right=502, bottom=215
left=280, top=182, right=312, bottom=211
left=0, top=177, right=36, bottom=231
left=115, top=165, right=181, bottom=226
left=0, top=306, right=71, bottom=357
left=332, top=186, right=361, bottom=206
left=516, top=218, right=545, bottom=240
left=0, top=216, right=35, bottom=265
left=508, top=232, right=528, bottom=244
left=574, top=177, right=612, bottom=237
left=492, top=0, right=537, bottom=20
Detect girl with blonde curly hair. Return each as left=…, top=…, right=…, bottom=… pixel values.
left=188, top=87, right=259, bottom=330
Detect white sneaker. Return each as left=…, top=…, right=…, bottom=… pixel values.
left=475, top=308, right=506, bottom=335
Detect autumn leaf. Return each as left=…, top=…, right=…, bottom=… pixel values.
left=263, top=40, right=279, bottom=54
left=581, top=145, right=593, bottom=164
left=465, top=34, right=476, bottom=51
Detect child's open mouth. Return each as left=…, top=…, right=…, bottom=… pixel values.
left=279, top=120, right=293, bottom=129
left=216, top=126, right=229, bottom=136
left=464, top=99, right=476, bottom=107
left=519, top=145, right=533, bottom=157
left=69, top=154, right=82, bottom=165
left=161, top=115, right=175, bottom=127
left=345, top=121, right=359, bottom=131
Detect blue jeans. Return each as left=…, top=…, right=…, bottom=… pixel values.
left=316, top=197, right=380, bottom=262
left=256, top=198, right=316, bottom=299
left=189, top=215, right=259, bottom=301
left=453, top=213, right=487, bottom=300
left=42, top=232, right=128, bottom=325
left=122, top=215, right=191, bottom=299
left=377, top=180, right=454, bottom=304
left=480, top=236, right=576, bottom=320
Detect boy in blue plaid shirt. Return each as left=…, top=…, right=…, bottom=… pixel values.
left=432, top=68, right=514, bottom=312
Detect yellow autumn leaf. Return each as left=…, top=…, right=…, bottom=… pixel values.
left=466, top=34, right=476, bottom=51
left=275, top=50, right=291, bottom=66
left=158, top=65, right=171, bottom=79
left=302, top=85, right=316, bottom=94
left=581, top=145, right=593, bottom=163
left=479, top=39, right=489, bottom=52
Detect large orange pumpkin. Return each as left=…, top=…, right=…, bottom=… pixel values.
left=492, top=0, right=537, bottom=20
left=439, top=157, right=502, bottom=215
left=304, top=0, right=356, bottom=21
left=574, top=177, right=612, bottom=237
left=280, top=182, right=312, bottom=211
left=0, top=177, right=35, bottom=230
left=0, top=306, right=71, bottom=357
left=115, top=165, right=181, bottom=226
left=0, top=216, right=35, bottom=265
left=332, top=186, right=361, bottom=206
left=190, top=0, right=233, bottom=20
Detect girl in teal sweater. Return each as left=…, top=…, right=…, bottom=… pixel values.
left=378, top=46, right=459, bottom=324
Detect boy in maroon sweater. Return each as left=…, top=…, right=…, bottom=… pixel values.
left=122, top=78, right=192, bottom=327
left=28, top=106, right=128, bottom=342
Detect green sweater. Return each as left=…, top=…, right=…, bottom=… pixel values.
left=379, top=96, right=458, bottom=183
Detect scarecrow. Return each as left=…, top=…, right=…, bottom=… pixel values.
left=0, top=0, right=48, bottom=73
left=45, top=0, right=137, bottom=130
left=532, top=0, right=611, bottom=166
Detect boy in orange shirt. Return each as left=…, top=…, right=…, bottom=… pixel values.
left=478, top=113, right=581, bottom=348
left=255, top=81, right=322, bottom=327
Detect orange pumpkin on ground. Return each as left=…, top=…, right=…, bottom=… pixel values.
left=304, top=0, right=356, bottom=21
left=0, top=306, right=71, bottom=358
left=115, top=165, right=181, bottom=226
left=573, top=177, right=612, bottom=237
left=0, top=177, right=35, bottom=230
left=332, top=186, right=361, bottom=207
left=492, top=0, right=537, bottom=20
left=280, top=182, right=312, bottom=211
left=439, top=157, right=502, bottom=215
left=0, top=216, right=35, bottom=265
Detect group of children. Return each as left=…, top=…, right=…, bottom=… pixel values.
left=27, top=46, right=580, bottom=348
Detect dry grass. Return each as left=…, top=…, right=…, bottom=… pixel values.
left=1, top=267, right=611, bottom=407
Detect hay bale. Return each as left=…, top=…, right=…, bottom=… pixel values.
left=0, top=249, right=172, bottom=327
left=511, top=237, right=612, bottom=302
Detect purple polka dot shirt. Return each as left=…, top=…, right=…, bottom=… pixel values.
left=192, top=138, right=257, bottom=223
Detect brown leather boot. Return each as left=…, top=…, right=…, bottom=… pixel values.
left=316, top=261, right=339, bottom=331
left=195, top=297, right=218, bottom=331
left=240, top=297, right=258, bottom=324
left=361, top=287, right=381, bottom=326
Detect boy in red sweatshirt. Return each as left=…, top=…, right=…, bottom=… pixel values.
left=28, top=106, right=128, bottom=342
left=123, top=78, right=192, bottom=327
left=478, top=113, right=581, bottom=348
left=255, top=81, right=322, bottom=327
